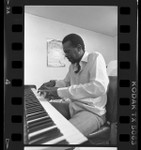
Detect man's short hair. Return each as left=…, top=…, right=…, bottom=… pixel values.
left=62, top=33, right=85, bottom=51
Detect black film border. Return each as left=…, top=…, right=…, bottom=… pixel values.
left=4, top=0, right=138, bottom=150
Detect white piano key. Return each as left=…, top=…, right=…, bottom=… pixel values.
left=42, top=136, right=66, bottom=144
left=27, top=116, right=49, bottom=124
left=26, top=111, right=45, bottom=117
left=28, top=125, right=56, bottom=139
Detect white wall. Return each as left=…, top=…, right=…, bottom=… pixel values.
left=25, top=13, right=117, bottom=88
left=113, top=35, right=118, bottom=60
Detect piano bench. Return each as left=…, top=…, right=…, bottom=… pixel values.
left=87, top=123, right=111, bottom=145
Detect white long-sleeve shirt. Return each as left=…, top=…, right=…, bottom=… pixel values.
left=55, top=51, right=109, bottom=117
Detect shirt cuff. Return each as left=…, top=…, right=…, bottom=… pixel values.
left=57, top=87, right=70, bottom=98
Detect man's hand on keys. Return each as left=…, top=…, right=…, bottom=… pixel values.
left=38, top=87, right=61, bottom=100
left=38, top=80, right=56, bottom=91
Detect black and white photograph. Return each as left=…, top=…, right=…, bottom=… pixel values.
left=24, top=6, right=117, bottom=146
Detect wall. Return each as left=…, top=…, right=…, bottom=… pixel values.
left=25, top=13, right=117, bottom=88
left=113, top=35, right=118, bottom=61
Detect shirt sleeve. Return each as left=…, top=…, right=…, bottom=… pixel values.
left=57, top=53, right=109, bottom=100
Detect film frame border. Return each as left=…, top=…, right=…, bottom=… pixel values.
left=4, top=0, right=138, bottom=150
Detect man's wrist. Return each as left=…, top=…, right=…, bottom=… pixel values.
left=57, top=87, right=70, bottom=99
left=57, top=88, right=61, bottom=98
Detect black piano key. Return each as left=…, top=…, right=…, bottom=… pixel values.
left=26, top=110, right=43, bottom=115
left=26, top=110, right=45, bottom=117
left=26, top=108, right=43, bottom=114
left=26, top=104, right=42, bottom=109
left=26, top=111, right=45, bottom=117
left=27, top=99, right=38, bottom=102
left=26, top=110, right=41, bottom=116
left=26, top=100, right=39, bottom=104
left=26, top=95, right=37, bottom=99
left=27, top=116, right=48, bottom=125
left=26, top=105, right=42, bottom=110
left=26, top=112, right=47, bottom=121
left=27, top=106, right=41, bottom=110
left=26, top=102, right=39, bottom=105
left=26, top=100, right=40, bottom=103
left=27, top=115, right=49, bottom=123
left=26, top=106, right=43, bottom=112
left=26, top=105, right=42, bottom=109
left=28, top=117, right=52, bottom=128
left=29, top=127, right=63, bottom=144
left=28, top=121, right=55, bottom=134
left=26, top=101, right=41, bottom=105
left=26, top=111, right=47, bottom=119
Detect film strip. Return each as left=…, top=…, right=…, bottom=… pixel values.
left=4, top=0, right=138, bottom=150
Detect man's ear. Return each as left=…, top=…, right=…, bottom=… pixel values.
left=77, top=44, right=82, bottom=52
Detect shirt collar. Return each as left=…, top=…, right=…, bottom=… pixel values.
left=79, top=51, right=89, bottom=71
left=73, top=51, right=89, bottom=73
left=80, top=51, right=89, bottom=63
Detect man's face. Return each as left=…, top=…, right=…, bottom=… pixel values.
left=63, top=41, right=81, bottom=64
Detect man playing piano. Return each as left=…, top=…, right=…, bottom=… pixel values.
left=38, top=34, right=109, bottom=137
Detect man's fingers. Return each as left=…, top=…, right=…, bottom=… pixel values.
left=38, top=86, right=46, bottom=91
left=38, top=85, right=53, bottom=91
left=39, top=91, right=44, bottom=96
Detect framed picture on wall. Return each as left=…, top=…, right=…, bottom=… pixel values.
left=47, top=39, right=66, bottom=67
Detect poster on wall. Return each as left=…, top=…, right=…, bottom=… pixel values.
left=47, top=39, right=66, bottom=67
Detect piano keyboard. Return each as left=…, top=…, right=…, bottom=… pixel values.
left=24, top=88, right=88, bottom=145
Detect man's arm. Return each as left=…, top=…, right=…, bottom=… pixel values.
left=57, top=53, right=109, bottom=100
left=38, top=67, right=71, bottom=99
